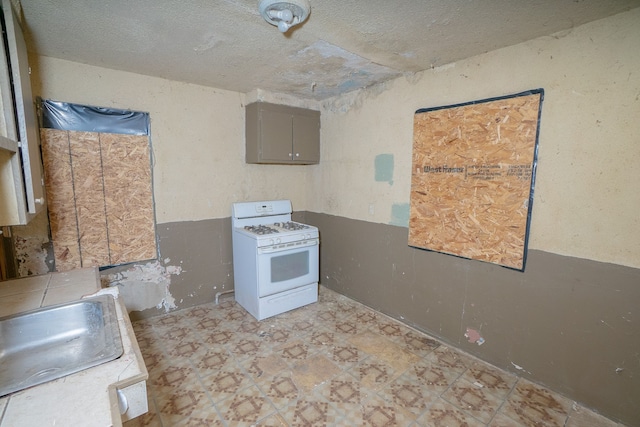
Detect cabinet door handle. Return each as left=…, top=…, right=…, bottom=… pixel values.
left=117, top=389, right=129, bottom=414
left=295, top=153, right=300, bottom=157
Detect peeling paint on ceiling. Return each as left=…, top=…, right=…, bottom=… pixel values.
left=17, top=0, right=640, bottom=101
left=288, top=40, right=401, bottom=98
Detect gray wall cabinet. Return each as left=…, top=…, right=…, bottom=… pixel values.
left=246, top=102, right=320, bottom=164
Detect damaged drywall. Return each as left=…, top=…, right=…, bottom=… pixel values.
left=13, top=234, right=51, bottom=277
left=154, top=218, right=235, bottom=314
left=9, top=211, right=54, bottom=278
left=101, top=260, right=180, bottom=313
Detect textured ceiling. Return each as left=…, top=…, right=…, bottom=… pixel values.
left=17, top=0, right=640, bottom=101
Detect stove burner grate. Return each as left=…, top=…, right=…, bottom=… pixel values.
left=244, top=225, right=279, bottom=235
left=274, top=221, right=310, bottom=231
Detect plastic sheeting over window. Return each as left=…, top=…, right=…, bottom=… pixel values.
left=41, top=99, right=150, bottom=136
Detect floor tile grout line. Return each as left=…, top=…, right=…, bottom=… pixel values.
left=485, top=377, right=523, bottom=427
left=325, top=286, right=587, bottom=423
left=130, top=287, right=619, bottom=427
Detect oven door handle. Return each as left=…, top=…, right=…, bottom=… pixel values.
left=258, top=239, right=318, bottom=254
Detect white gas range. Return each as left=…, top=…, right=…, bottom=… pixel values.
left=231, top=200, right=319, bottom=320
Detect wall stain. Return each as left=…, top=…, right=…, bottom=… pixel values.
left=390, top=203, right=410, bottom=227
left=375, top=153, right=394, bottom=184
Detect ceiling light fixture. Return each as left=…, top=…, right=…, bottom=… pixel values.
left=259, top=0, right=310, bottom=33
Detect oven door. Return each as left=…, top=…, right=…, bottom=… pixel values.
left=257, top=240, right=319, bottom=297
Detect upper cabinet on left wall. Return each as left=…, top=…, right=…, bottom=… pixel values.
left=0, top=0, right=45, bottom=226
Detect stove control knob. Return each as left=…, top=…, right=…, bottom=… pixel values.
left=275, top=238, right=281, bottom=244
left=269, top=239, right=274, bottom=245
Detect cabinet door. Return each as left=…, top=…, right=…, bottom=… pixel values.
left=260, top=108, right=292, bottom=162
left=1, top=0, right=44, bottom=225
left=0, top=13, right=22, bottom=225
left=292, top=113, right=319, bottom=163
left=3, top=0, right=45, bottom=215
left=0, top=137, right=21, bottom=225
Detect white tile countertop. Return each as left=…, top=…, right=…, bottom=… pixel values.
left=0, top=268, right=148, bottom=426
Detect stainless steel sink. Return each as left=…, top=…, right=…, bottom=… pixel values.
left=0, top=294, right=124, bottom=396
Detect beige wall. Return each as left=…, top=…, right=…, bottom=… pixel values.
left=29, top=8, right=638, bottom=268
left=315, top=8, right=640, bottom=269
left=31, top=9, right=639, bottom=267
left=30, top=57, right=314, bottom=224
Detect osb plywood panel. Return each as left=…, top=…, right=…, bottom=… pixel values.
left=41, top=129, right=81, bottom=271
left=41, top=129, right=156, bottom=271
left=101, top=133, right=156, bottom=265
left=409, top=90, right=543, bottom=270
left=68, top=131, right=110, bottom=267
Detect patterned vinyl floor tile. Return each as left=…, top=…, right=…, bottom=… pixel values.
left=125, top=286, right=625, bottom=427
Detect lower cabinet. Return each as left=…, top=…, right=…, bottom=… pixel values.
left=118, top=381, right=149, bottom=422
